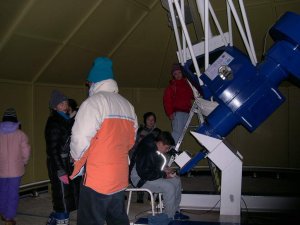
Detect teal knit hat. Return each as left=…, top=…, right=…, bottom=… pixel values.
left=87, top=57, right=114, bottom=83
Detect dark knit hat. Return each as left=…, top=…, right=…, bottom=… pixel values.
left=171, top=63, right=181, bottom=76
left=2, top=107, right=18, bottom=122
left=87, top=57, right=114, bottom=83
left=49, top=90, right=68, bottom=109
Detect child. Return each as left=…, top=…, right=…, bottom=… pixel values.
left=163, top=63, right=194, bottom=143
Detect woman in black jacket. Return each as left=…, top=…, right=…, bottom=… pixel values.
left=44, top=90, right=79, bottom=225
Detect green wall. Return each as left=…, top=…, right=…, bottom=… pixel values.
left=2, top=81, right=299, bottom=185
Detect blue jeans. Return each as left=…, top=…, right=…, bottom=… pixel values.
left=171, top=112, right=189, bottom=143
left=77, top=184, right=129, bottom=225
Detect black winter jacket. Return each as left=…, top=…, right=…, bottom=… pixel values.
left=132, top=134, right=167, bottom=187
left=45, top=110, right=79, bottom=212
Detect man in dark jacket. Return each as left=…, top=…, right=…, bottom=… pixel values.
left=45, top=90, right=80, bottom=225
left=130, top=131, right=189, bottom=220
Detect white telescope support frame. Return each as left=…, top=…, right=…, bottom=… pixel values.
left=166, top=0, right=259, bottom=217
left=167, top=0, right=257, bottom=85
left=189, top=132, right=243, bottom=216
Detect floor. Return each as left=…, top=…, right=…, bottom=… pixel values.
left=1, top=170, right=299, bottom=225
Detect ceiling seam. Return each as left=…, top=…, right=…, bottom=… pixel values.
left=0, top=78, right=32, bottom=85
left=31, top=0, right=105, bottom=84
left=0, top=0, right=37, bottom=52
left=108, top=0, right=160, bottom=57
left=35, top=82, right=84, bottom=88
left=14, top=32, right=63, bottom=44
left=127, top=0, right=152, bottom=11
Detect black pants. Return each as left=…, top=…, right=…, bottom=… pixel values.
left=77, top=185, right=129, bottom=225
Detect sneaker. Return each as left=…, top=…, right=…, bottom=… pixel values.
left=174, top=212, right=190, bottom=220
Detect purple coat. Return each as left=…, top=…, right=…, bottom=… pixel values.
left=0, top=121, right=31, bottom=177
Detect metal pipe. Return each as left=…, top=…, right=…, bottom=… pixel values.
left=168, top=0, right=184, bottom=63
left=20, top=180, right=50, bottom=189
left=239, top=0, right=257, bottom=64
left=181, top=0, right=187, bottom=63
left=226, top=0, right=233, bottom=46
left=204, top=0, right=209, bottom=69
left=208, top=1, right=228, bottom=46
left=196, top=0, right=212, bottom=38
left=227, top=0, right=256, bottom=65
left=173, top=0, right=203, bottom=82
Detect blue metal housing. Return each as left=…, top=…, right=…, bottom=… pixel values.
left=182, top=11, right=300, bottom=139
left=179, top=11, right=300, bottom=175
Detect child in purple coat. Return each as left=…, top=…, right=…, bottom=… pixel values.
left=0, top=108, right=31, bottom=225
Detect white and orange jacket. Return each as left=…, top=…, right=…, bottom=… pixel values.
left=70, top=79, right=138, bottom=195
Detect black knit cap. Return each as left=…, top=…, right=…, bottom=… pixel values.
left=49, top=90, right=68, bottom=109
left=2, top=107, right=18, bottom=122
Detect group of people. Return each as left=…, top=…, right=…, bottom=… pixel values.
left=0, top=56, right=194, bottom=225
left=128, top=62, right=193, bottom=220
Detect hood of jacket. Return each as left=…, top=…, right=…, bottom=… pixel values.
left=89, top=79, right=119, bottom=96
left=0, top=121, right=19, bottom=134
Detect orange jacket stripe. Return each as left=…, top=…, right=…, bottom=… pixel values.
left=71, top=118, right=135, bottom=194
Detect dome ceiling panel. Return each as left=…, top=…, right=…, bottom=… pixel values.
left=0, top=34, right=60, bottom=82
left=14, top=0, right=99, bottom=42
left=69, top=0, right=146, bottom=54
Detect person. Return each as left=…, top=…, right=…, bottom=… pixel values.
left=67, top=98, right=78, bottom=120
left=163, top=63, right=194, bottom=143
left=130, top=112, right=161, bottom=160
left=0, top=108, right=31, bottom=225
left=67, top=98, right=82, bottom=210
left=129, top=112, right=161, bottom=203
left=45, top=90, right=79, bottom=225
left=69, top=57, right=138, bottom=225
left=136, top=112, right=160, bottom=144
left=130, top=131, right=189, bottom=220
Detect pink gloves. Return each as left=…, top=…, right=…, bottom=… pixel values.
left=59, top=174, right=69, bottom=184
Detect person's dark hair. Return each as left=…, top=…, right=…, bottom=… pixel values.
left=143, top=112, right=156, bottom=125
left=155, top=131, right=175, bottom=146
left=151, top=128, right=161, bottom=138
left=68, top=99, right=78, bottom=112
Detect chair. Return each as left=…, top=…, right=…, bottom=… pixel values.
left=125, top=186, right=163, bottom=216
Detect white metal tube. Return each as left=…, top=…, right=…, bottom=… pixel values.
left=173, top=0, right=203, bottom=83
left=168, top=0, right=184, bottom=63
left=204, top=0, right=209, bottom=69
left=227, top=0, right=256, bottom=65
left=208, top=1, right=228, bottom=46
left=226, top=0, right=233, bottom=46
left=239, top=0, right=257, bottom=64
left=181, top=0, right=187, bottom=63
left=196, top=0, right=212, bottom=38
